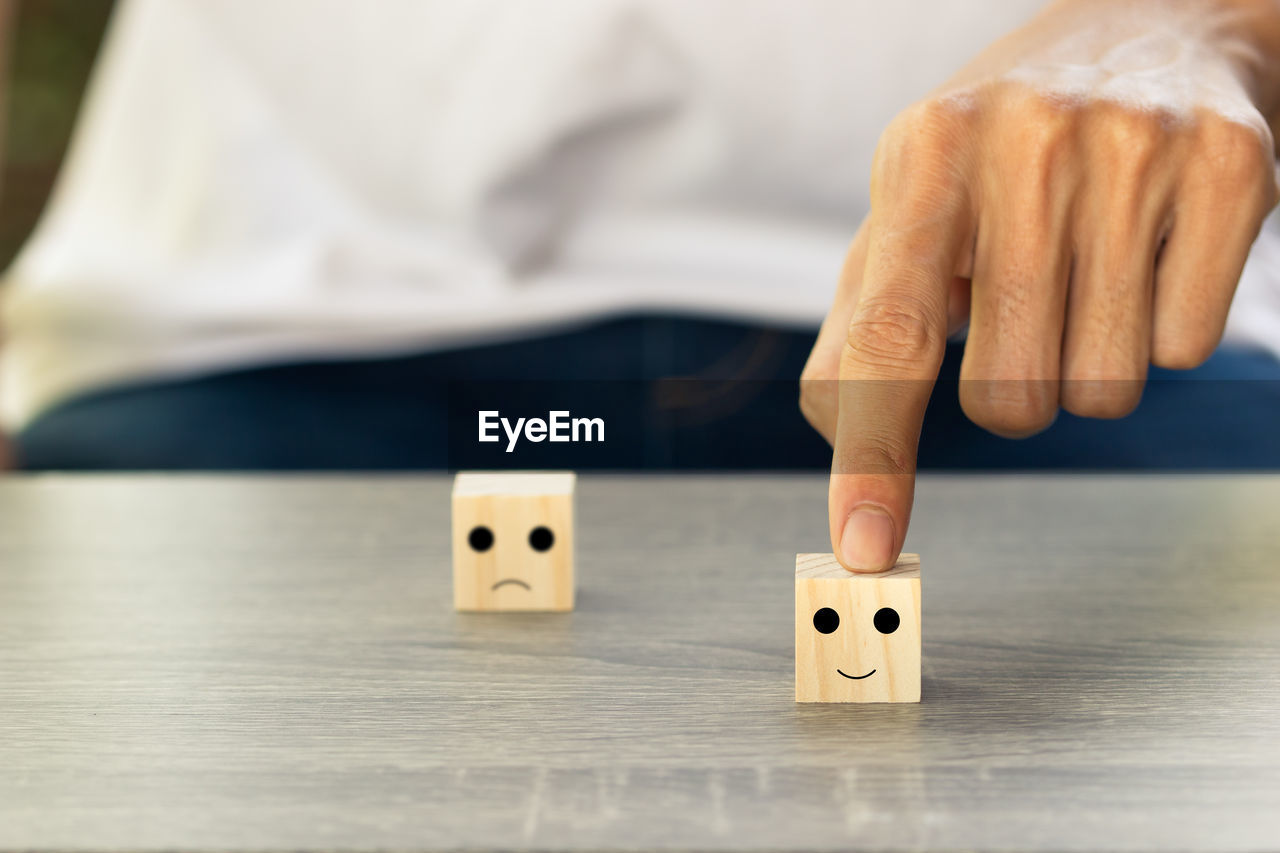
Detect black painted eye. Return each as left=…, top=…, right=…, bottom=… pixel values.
left=812, top=607, right=840, bottom=634
left=468, top=526, right=494, bottom=552
left=874, top=607, right=900, bottom=634
left=529, top=526, right=555, bottom=552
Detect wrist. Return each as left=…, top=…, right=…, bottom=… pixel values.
left=1211, top=0, right=1280, bottom=139
left=1045, top=0, right=1280, bottom=140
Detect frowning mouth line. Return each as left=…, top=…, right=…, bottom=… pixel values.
left=837, top=669, right=876, bottom=680
left=491, top=578, right=532, bottom=591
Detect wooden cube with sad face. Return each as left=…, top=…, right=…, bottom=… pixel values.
left=452, top=472, right=575, bottom=612
left=795, top=553, right=921, bottom=702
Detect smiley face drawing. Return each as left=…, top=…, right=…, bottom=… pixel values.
left=452, top=472, right=575, bottom=612
left=795, top=553, right=921, bottom=702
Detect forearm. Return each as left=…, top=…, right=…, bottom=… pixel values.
left=1209, top=0, right=1280, bottom=142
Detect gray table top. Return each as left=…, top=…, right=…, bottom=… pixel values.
left=1, top=473, right=1279, bottom=852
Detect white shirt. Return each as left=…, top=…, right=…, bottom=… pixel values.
left=2, top=0, right=1276, bottom=429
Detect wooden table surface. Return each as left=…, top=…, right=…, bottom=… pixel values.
left=1, top=474, right=1278, bottom=852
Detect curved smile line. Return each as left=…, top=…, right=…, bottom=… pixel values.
left=490, top=578, right=532, bottom=591
left=837, top=668, right=876, bottom=680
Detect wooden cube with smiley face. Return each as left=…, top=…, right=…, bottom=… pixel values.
left=795, top=552, right=921, bottom=703
left=452, top=472, right=576, bottom=612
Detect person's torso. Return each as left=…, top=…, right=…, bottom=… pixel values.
left=6, top=0, right=1276, bottom=429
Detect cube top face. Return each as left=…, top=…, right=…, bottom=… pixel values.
left=795, top=553, right=921, bottom=703
left=796, top=552, right=919, bottom=581
left=452, top=472, right=575, bottom=612
left=453, top=472, right=575, bottom=497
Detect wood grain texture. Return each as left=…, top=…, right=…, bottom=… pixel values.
left=796, top=554, right=920, bottom=703
left=452, top=472, right=575, bottom=611
left=796, top=552, right=921, bottom=579
left=1, top=474, right=1280, bottom=851
left=453, top=471, right=576, bottom=497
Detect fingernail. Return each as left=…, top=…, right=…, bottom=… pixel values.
left=839, top=505, right=896, bottom=572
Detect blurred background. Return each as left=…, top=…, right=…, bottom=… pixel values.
left=0, top=0, right=113, bottom=268
left=0, top=0, right=1275, bottom=472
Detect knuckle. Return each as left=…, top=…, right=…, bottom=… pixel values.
left=1003, top=86, right=1076, bottom=145
left=799, top=354, right=832, bottom=384
left=1151, top=326, right=1217, bottom=370
left=960, top=379, right=1058, bottom=438
left=1020, top=117, right=1074, bottom=169
left=1093, top=105, right=1167, bottom=176
left=851, top=438, right=915, bottom=477
left=846, top=297, right=943, bottom=370
left=1196, top=115, right=1275, bottom=190
left=873, top=97, right=973, bottom=191
left=797, top=392, right=817, bottom=429
left=1006, top=126, right=1075, bottom=192
left=1060, top=377, right=1145, bottom=419
left=897, top=96, right=976, bottom=139
left=798, top=379, right=834, bottom=433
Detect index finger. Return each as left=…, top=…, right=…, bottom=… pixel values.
left=829, top=200, right=972, bottom=572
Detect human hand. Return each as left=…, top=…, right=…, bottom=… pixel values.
left=801, top=0, right=1280, bottom=571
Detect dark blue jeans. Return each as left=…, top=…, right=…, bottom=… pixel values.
left=14, top=315, right=1280, bottom=470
